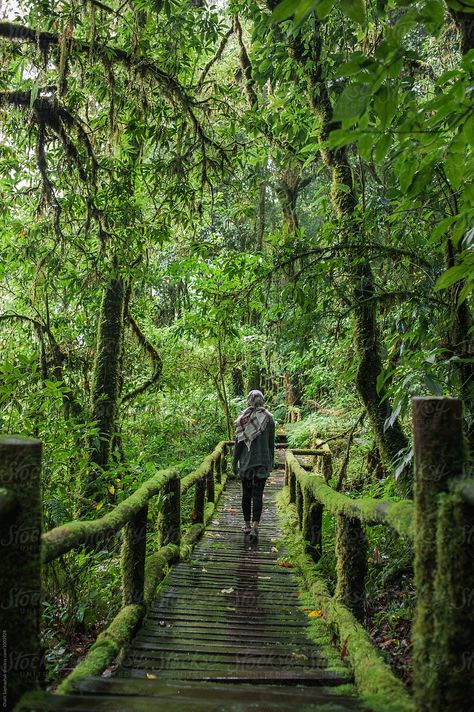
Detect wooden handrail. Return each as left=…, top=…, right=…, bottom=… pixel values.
left=286, top=451, right=415, bottom=540
left=42, top=467, right=177, bottom=563
left=0, top=436, right=231, bottom=706
left=285, top=397, right=473, bottom=712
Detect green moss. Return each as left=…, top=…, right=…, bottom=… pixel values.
left=82, top=273, right=126, bottom=513
left=411, top=397, right=465, bottom=710
left=277, top=488, right=414, bottom=712
left=121, top=504, right=148, bottom=606
left=42, top=467, right=177, bottom=562
left=429, top=491, right=474, bottom=711
left=143, top=543, right=179, bottom=605
left=181, top=441, right=227, bottom=494
left=56, top=604, right=144, bottom=695
left=334, top=514, right=367, bottom=621
left=287, top=452, right=414, bottom=539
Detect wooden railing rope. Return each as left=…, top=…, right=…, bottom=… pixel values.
left=0, top=436, right=233, bottom=708
left=285, top=396, right=473, bottom=712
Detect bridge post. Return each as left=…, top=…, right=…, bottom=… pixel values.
left=412, top=396, right=468, bottom=712
left=334, top=514, right=367, bottom=621
left=0, top=436, right=42, bottom=709
left=206, top=462, right=215, bottom=504
left=321, top=451, right=332, bottom=484
left=221, top=446, right=228, bottom=478
left=215, top=453, right=221, bottom=485
left=302, top=485, right=322, bottom=563
left=296, top=480, right=304, bottom=529
left=288, top=464, right=296, bottom=504
left=161, top=472, right=181, bottom=546
left=122, top=505, right=148, bottom=605
left=193, top=477, right=206, bottom=524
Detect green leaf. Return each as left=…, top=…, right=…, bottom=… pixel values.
left=339, top=0, right=366, bottom=23
left=327, top=127, right=359, bottom=148
left=445, top=153, right=463, bottom=190
left=397, top=155, right=417, bottom=193
left=270, top=0, right=318, bottom=24
left=333, top=52, right=369, bottom=77
left=373, top=86, right=398, bottom=127
left=333, top=84, right=371, bottom=122
left=358, top=132, right=375, bottom=160
left=429, top=216, right=457, bottom=243
left=374, top=132, right=391, bottom=161
left=435, top=263, right=470, bottom=291
left=315, top=0, right=337, bottom=18
left=271, top=0, right=300, bottom=22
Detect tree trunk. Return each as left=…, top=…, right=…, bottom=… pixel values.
left=81, top=269, right=125, bottom=511
left=291, top=25, right=412, bottom=495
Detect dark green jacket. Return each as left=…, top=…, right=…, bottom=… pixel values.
left=232, top=417, right=275, bottom=478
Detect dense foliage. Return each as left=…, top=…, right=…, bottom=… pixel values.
left=0, top=0, right=472, bottom=688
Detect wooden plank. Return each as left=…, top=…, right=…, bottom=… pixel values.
left=123, top=668, right=353, bottom=685
left=71, top=676, right=360, bottom=707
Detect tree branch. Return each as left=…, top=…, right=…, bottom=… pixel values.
left=121, top=314, right=163, bottom=404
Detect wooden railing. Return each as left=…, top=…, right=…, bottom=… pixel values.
left=0, top=437, right=233, bottom=708
left=285, top=397, right=473, bottom=712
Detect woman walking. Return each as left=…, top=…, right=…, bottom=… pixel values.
left=232, top=390, right=275, bottom=540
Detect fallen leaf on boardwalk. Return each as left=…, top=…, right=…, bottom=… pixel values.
left=201, top=568, right=208, bottom=573
left=211, top=520, right=220, bottom=525
left=146, top=673, right=157, bottom=680
left=227, top=508, right=237, bottom=515
left=308, top=610, right=322, bottom=618
left=277, top=561, right=293, bottom=568
left=158, top=620, right=167, bottom=626
left=221, top=587, right=234, bottom=594
left=292, top=652, right=308, bottom=660
left=271, top=546, right=278, bottom=553
left=258, top=576, right=272, bottom=580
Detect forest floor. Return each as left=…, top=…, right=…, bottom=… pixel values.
left=364, top=581, right=414, bottom=688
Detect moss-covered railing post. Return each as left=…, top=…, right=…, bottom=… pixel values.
left=334, top=514, right=367, bottom=621
left=321, top=449, right=332, bottom=483
left=302, top=482, right=323, bottom=563
left=121, top=504, right=148, bottom=605
left=0, top=436, right=42, bottom=709
left=193, top=476, right=206, bottom=524
left=221, top=445, right=228, bottom=478
left=215, top=453, right=221, bottom=485
left=288, top=463, right=296, bottom=504
left=412, top=396, right=467, bottom=712
left=206, top=461, right=215, bottom=504
left=161, top=472, right=181, bottom=547
left=296, top=480, right=304, bottom=528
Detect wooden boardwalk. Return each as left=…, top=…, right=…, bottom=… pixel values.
left=23, top=470, right=363, bottom=711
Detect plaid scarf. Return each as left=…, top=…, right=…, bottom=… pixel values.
left=235, top=390, right=272, bottom=450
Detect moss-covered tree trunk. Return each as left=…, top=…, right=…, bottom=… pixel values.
left=288, top=24, right=411, bottom=495
left=81, top=270, right=125, bottom=511
left=335, top=513, right=367, bottom=621
left=411, top=397, right=467, bottom=711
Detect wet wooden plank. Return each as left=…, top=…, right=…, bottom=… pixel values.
left=22, top=469, right=362, bottom=711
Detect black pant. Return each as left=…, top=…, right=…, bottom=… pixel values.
left=241, top=477, right=267, bottom=523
